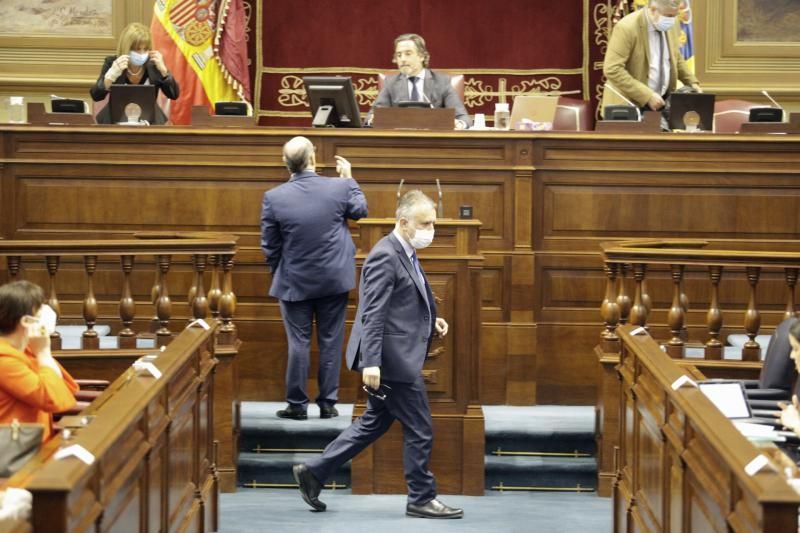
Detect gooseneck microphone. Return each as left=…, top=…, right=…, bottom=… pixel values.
left=603, top=83, right=643, bottom=120
left=762, top=90, right=783, bottom=110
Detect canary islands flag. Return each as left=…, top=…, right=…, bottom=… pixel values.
left=678, top=0, right=695, bottom=73
left=151, top=0, right=251, bottom=125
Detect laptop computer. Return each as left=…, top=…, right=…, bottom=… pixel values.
left=109, top=84, right=158, bottom=124
left=667, top=92, right=715, bottom=131
left=509, top=95, right=559, bottom=130
left=698, top=380, right=752, bottom=419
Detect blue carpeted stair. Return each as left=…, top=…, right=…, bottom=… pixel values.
left=237, top=402, right=597, bottom=492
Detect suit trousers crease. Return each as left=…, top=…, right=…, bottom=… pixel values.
left=279, top=292, right=349, bottom=409
left=306, top=375, right=437, bottom=504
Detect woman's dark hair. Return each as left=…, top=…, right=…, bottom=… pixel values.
left=0, top=281, right=45, bottom=335
left=790, top=319, right=800, bottom=343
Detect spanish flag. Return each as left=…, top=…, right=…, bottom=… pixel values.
left=151, top=0, right=251, bottom=125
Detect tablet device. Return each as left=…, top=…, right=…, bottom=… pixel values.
left=667, top=92, right=715, bottom=131
left=510, top=95, right=559, bottom=130
left=109, top=84, right=158, bottom=124
left=698, top=380, right=752, bottom=419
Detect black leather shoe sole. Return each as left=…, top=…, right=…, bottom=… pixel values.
left=405, top=508, right=464, bottom=519
left=292, top=465, right=326, bottom=512
left=277, top=408, right=307, bottom=420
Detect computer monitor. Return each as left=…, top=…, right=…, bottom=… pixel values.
left=109, top=84, right=157, bottom=124
left=303, top=76, right=362, bottom=128
left=667, top=92, right=715, bottom=131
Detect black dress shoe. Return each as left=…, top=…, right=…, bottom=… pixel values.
left=292, top=464, right=326, bottom=511
left=406, top=498, right=463, bottom=519
left=276, top=405, right=307, bottom=420
left=320, top=406, right=339, bottom=419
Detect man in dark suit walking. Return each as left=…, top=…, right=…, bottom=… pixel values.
left=368, top=33, right=471, bottom=129
left=261, top=136, right=368, bottom=420
left=292, top=190, right=463, bottom=519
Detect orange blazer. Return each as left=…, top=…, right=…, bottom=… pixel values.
left=0, top=338, right=78, bottom=440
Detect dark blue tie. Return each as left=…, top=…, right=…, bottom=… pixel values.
left=411, top=252, right=425, bottom=286
left=409, top=76, right=420, bottom=101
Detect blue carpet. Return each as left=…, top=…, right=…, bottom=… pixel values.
left=220, top=488, right=612, bottom=533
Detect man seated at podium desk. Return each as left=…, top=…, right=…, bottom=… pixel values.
left=367, top=33, right=471, bottom=130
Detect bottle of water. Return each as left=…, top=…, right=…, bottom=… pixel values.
left=8, top=96, right=25, bottom=123
left=494, top=102, right=510, bottom=130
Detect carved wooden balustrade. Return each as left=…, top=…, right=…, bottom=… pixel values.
left=600, top=239, right=800, bottom=360
left=596, top=239, right=800, bottom=497
left=0, top=235, right=239, bottom=349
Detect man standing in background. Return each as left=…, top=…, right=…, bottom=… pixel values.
left=261, top=136, right=368, bottom=420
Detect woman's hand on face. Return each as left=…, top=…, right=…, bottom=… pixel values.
left=149, top=50, right=168, bottom=76
left=26, top=324, right=51, bottom=356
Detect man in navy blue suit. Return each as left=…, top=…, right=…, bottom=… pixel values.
left=261, top=136, right=368, bottom=420
left=292, top=190, right=463, bottom=519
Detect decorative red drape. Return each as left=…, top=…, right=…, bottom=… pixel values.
left=247, top=0, right=611, bottom=126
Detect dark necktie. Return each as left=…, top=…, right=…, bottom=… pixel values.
left=658, top=32, right=666, bottom=96
left=409, top=76, right=420, bottom=101
left=411, top=251, right=425, bottom=286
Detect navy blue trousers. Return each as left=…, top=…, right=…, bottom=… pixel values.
left=305, top=375, right=436, bottom=504
left=279, top=292, right=348, bottom=409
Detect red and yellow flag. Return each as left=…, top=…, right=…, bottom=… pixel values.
left=151, top=0, right=251, bottom=125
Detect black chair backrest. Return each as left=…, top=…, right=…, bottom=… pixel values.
left=760, top=317, right=799, bottom=390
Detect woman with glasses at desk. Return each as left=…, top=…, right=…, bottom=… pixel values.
left=90, top=22, right=180, bottom=125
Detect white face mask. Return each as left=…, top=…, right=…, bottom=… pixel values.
left=129, top=50, right=149, bottom=66
left=654, top=14, right=676, bottom=32
left=409, top=228, right=434, bottom=249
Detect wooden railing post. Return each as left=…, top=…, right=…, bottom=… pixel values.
left=119, top=255, right=136, bottom=349
left=191, top=254, right=209, bottom=320
left=208, top=254, right=222, bottom=319
left=218, top=254, right=237, bottom=345
left=629, top=263, right=648, bottom=328
left=155, top=254, right=173, bottom=347
left=7, top=256, right=21, bottom=280
left=785, top=267, right=798, bottom=320
left=82, top=255, right=99, bottom=349
left=743, top=266, right=762, bottom=362
left=705, top=265, right=723, bottom=360
left=666, top=264, right=685, bottom=358
left=601, top=262, right=621, bottom=352
left=45, top=255, right=62, bottom=351
left=617, top=264, right=631, bottom=325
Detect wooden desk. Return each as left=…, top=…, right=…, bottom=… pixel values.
left=1, top=126, right=800, bottom=407
left=7, top=323, right=219, bottom=532
left=613, top=325, right=800, bottom=532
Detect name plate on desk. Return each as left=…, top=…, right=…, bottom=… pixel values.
left=372, top=107, right=455, bottom=130
left=191, top=105, right=255, bottom=128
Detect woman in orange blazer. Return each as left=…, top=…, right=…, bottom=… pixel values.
left=0, top=281, right=78, bottom=440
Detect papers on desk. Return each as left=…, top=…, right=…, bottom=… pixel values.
left=733, top=421, right=786, bottom=442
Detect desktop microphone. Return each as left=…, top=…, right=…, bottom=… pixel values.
left=396, top=179, right=405, bottom=203
left=435, top=179, right=443, bottom=218
left=762, top=90, right=784, bottom=110
left=421, top=90, right=434, bottom=108
left=603, top=83, right=642, bottom=120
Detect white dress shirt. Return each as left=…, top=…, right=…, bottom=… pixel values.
left=647, top=19, right=670, bottom=96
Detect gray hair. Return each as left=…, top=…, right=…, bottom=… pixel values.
left=396, top=190, right=435, bottom=221
left=649, top=0, right=681, bottom=10
left=282, top=136, right=314, bottom=174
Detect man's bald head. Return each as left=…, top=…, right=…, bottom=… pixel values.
left=283, top=136, right=316, bottom=174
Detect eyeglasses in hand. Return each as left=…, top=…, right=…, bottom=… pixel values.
left=362, top=383, right=392, bottom=401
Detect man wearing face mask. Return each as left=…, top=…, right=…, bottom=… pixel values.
left=291, top=190, right=462, bottom=519
left=602, top=0, right=700, bottom=112
left=90, top=22, right=180, bottom=124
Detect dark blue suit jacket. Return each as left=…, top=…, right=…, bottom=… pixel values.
left=346, top=233, right=437, bottom=383
left=260, top=170, right=368, bottom=301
